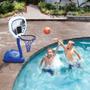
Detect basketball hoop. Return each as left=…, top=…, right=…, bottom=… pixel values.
left=19, top=35, right=36, bottom=52
left=3, top=16, right=36, bottom=63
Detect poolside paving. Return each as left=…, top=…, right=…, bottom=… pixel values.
left=0, top=21, right=90, bottom=90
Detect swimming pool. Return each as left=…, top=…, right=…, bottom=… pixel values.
left=13, top=38, right=90, bottom=90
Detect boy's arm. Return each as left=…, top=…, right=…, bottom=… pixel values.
left=58, top=40, right=66, bottom=49
left=53, top=38, right=65, bottom=50
left=40, top=58, right=45, bottom=67
left=54, top=45, right=59, bottom=55
left=74, top=50, right=81, bottom=60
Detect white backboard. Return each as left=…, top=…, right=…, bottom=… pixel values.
left=9, top=16, right=27, bottom=38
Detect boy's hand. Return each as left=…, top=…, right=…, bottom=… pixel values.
left=53, top=38, right=59, bottom=42
left=53, top=38, right=63, bottom=46
left=53, top=38, right=63, bottom=42
left=53, top=38, right=65, bottom=49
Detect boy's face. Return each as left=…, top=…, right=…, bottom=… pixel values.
left=47, top=49, right=54, bottom=56
left=67, top=42, right=74, bottom=49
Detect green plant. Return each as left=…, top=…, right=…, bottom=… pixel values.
left=0, top=11, right=15, bottom=18
left=16, top=0, right=25, bottom=2
left=0, top=1, right=14, bottom=14
left=38, top=1, right=57, bottom=10
left=45, top=3, right=55, bottom=10
left=40, top=8, right=47, bottom=13
left=58, top=10, right=66, bottom=15
left=14, top=2, right=25, bottom=12
left=26, top=0, right=44, bottom=5
left=38, top=1, right=46, bottom=9
left=38, top=1, right=90, bottom=16
left=64, top=3, right=77, bottom=12
left=83, top=6, right=90, bottom=12
left=44, top=10, right=50, bottom=14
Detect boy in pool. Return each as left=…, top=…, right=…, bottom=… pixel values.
left=40, top=48, right=55, bottom=75
left=54, top=38, right=81, bottom=69
left=40, top=48, right=63, bottom=75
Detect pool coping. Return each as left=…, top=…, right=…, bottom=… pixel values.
left=12, top=36, right=90, bottom=89
left=67, top=16, right=90, bottom=22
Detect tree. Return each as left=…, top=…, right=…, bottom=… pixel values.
left=87, top=0, right=90, bottom=1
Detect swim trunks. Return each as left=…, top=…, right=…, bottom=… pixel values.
left=68, top=62, right=81, bottom=70
left=42, top=68, right=54, bottom=75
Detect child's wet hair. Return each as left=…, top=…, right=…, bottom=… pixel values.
left=47, top=48, right=55, bottom=53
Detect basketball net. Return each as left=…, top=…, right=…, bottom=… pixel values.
left=24, top=40, right=32, bottom=52
left=19, top=35, right=36, bottom=53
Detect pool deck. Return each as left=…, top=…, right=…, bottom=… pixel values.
left=0, top=21, right=90, bottom=90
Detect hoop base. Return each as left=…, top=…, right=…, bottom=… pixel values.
left=3, top=49, right=25, bottom=63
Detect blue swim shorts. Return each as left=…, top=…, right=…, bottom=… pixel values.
left=42, top=68, right=54, bottom=75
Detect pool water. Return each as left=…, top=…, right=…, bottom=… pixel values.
left=13, top=38, right=90, bottom=90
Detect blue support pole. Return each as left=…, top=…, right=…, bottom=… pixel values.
left=16, top=38, right=23, bottom=58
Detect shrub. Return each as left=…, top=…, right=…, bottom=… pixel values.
left=0, top=1, right=14, bottom=14
left=14, top=2, right=25, bottom=12
left=67, top=11, right=79, bottom=16
left=16, top=0, right=25, bottom=2
left=58, top=10, right=66, bottom=15
left=49, top=10, right=57, bottom=15
left=38, top=1, right=90, bottom=16
left=45, top=3, right=55, bottom=10
left=0, top=11, right=15, bottom=18
left=38, top=1, right=46, bottom=9
left=26, top=0, right=45, bottom=5
left=44, top=10, right=50, bottom=14
left=50, top=10, right=65, bottom=15
left=79, top=9, right=85, bottom=14
left=38, top=1, right=57, bottom=10
left=64, top=3, right=77, bottom=12
left=83, top=6, right=90, bottom=12
left=40, top=8, right=47, bottom=13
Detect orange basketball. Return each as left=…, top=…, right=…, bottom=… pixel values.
left=43, top=27, right=51, bottom=34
